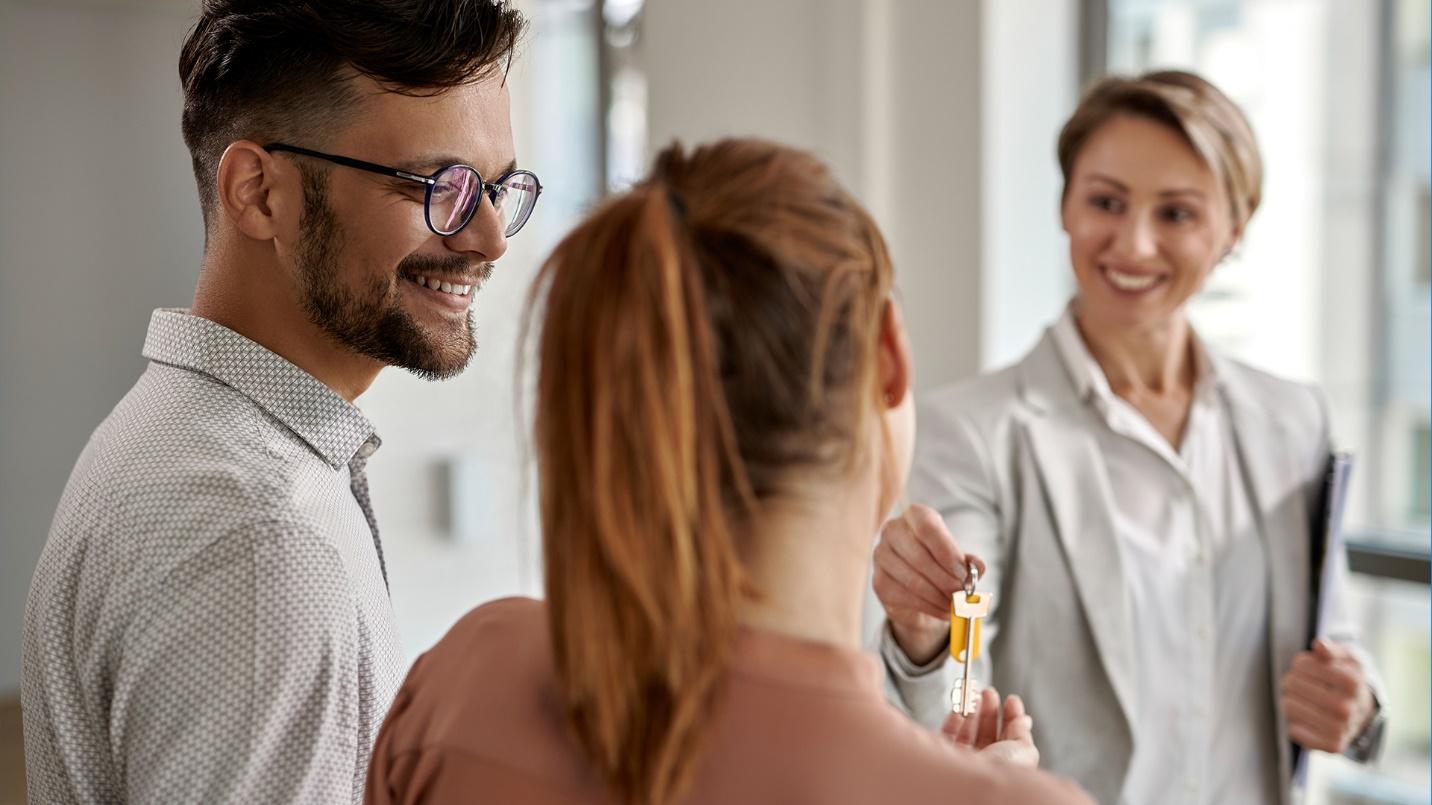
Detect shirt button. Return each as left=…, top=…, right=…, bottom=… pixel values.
left=357, top=440, right=377, bottom=459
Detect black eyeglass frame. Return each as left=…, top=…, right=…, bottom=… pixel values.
left=263, top=143, right=543, bottom=238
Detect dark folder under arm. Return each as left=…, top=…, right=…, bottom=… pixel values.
left=1307, top=452, right=1354, bottom=648
left=1292, top=451, right=1355, bottom=785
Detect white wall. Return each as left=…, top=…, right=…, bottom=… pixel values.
left=642, top=0, right=986, bottom=390
left=641, top=0, right=1080, bottom=386
left=980, top=0, right=1080, bottom=370
left=0, top=0, right=205, bottom=695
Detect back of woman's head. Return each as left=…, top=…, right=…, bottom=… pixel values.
left=529, top=138, right=894, bottom=804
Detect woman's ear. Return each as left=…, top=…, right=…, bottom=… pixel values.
left=1222, top=219, right=1245, bottom=263
left=878, top=298, right=913, bottom=409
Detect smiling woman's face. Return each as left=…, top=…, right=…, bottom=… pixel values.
left=1061, top=113, right=1239, bottom=335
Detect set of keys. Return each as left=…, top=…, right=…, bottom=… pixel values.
left=949, top=560, right=992, bottom=716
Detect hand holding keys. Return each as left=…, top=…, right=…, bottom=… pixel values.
left=950, top=560, right=992, bottom=716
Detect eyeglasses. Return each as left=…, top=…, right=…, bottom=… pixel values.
left=263, top=143, right=542, bottom=238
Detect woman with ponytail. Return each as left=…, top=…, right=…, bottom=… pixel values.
left=366, top=139, right=1091, bottom=805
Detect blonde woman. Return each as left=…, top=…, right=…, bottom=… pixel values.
left=366, top=140, right=1092, bottom=804
left=873, top=71, right=1386, bottom=805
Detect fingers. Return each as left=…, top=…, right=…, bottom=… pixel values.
left=1280, top=647, right=1374, bottom=755
left=897, top=505, right=987, bottom=580
left=975, top=687, right=1001, bottom=748
left=951, top=705, right=981, bottom=746
left=1000, top=693, right=1034, bottom=744
left=1288, top=651, right=1363, bottom=699
left=972, top=691, right=1039, bottom=768
left=942, top=689, right=996, bottom=749
left=1002, top=712, right=1035, bottom=744
left=1280, top=669, right=1356, bottom=719
left=874, top=504, right=986, bottom=621
left=889, top=507, right=967, bottom=590
left=939, top=710, right=971, bottom=747
left=1280, top=692, right=1343, bottom=742
left=1001, top=692, right=1026, bottom=727
left=1288, top=720, right=1341, bottom=753
left=1312, top=637, right=1353, bottom=663
left=871, top=550, right=949, bottom=619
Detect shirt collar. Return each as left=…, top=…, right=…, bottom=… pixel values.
left=141, top=309, right=379, bottom=469
left=1050, top=301, right=1222, bottom=407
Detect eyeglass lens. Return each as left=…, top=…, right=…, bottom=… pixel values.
left=429, top=166, right=540, bottom=237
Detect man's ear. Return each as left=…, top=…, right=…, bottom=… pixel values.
left=215, top=140, right=291, bottom=241
left=877, top=298, right=913, bottom=409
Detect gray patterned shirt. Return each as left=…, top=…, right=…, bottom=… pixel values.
left=22, top=309, right=404, bottom=804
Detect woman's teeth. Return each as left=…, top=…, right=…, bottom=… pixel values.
left=1105, top=268, right=1159, bottom=291
left=411, top=275, right=472, bottom=297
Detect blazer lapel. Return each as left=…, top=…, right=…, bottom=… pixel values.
left=1216, top=361, right=1310, bottom=793
left=1017, top=335, right=1138, bottom=730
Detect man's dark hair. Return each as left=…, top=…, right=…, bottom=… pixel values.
left=179, top=0, right=526, bottom=226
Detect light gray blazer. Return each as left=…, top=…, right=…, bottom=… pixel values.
left=876, top=328, right=1384, bottom=805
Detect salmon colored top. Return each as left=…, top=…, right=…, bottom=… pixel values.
left=367, top=597, right=1092, bottom=805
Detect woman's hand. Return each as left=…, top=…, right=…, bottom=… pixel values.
left=941, top=687, right=1039, bottom=768
left=873, top=504, right=985, bottom=665
left=1280, top=638, right=1377, bottom=753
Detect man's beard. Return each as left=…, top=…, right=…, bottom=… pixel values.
left=295, top=168, right=484, bottom=380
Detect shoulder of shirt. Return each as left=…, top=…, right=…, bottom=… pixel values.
left=412, top=597, right=548, bottom=687
left=120, top=361, right=317, bottom=454
left=1214, top=352, right=1324, bottom=419
left=919, top=362, right=1025, bottom=428
left=1214, top=349, right=1323, bottom=455
left=73, top=364, right=340, bottom=519
left=376, top=598, right=569, bottom=780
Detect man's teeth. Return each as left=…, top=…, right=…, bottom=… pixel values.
left=1106, top=268, right=1159, bottom=291
left=412, top=275, right=472, bottom=296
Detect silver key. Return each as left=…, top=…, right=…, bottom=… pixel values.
left=949, top=565, right=992, bottom=716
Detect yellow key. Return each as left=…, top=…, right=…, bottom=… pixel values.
left=950, top=592, right=989, bottom=664
left=949, top=563, right=993, bottom=715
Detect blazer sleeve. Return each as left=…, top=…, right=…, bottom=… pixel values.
left=1304, top=387, right=1389, bottom=762
left=879, top=392, right=1008, bottom=731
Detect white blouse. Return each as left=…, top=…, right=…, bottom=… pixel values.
left=1049, top=308, right=1279, bottom=805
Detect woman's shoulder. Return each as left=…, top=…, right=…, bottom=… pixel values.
left=918, top=329, right=1071, bottom=430
left=1213, top=352, right=1325, bottom=418
left=370, top=597, right=592, bottom=795
left=923, top=363, right=1025, bottom=418
left=442, top=595, right=549, bottom=648
left=405, top=596, right=555, bottom=708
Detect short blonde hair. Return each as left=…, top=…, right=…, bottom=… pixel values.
left=1057, top=70, right=1263, bottom=226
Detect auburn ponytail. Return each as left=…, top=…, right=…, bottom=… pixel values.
left=529, top=140, right=893, bottom=804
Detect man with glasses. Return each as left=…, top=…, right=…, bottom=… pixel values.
left=21, top=2, right=537, bottom=802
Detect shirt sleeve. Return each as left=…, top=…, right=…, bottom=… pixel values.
left=879, top=398, right=1007, bottom=731
left=111, top=523, right=363, bottom=803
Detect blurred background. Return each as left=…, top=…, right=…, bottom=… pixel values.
left=0, top=0, right=1426, bottom=802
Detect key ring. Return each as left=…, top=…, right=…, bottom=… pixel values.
left=963, top=559, right=978, bottom=597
